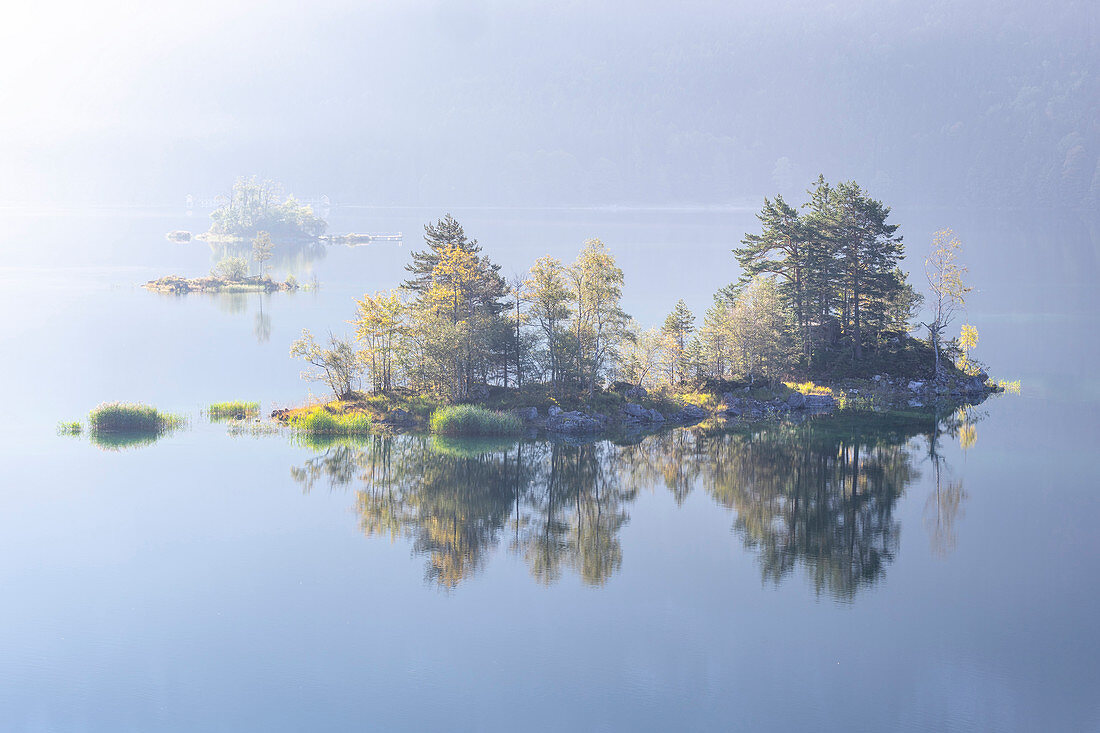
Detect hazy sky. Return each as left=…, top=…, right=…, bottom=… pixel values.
left=1, top=0, right=1096, bottom=208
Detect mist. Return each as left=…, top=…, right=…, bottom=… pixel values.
left=1, top=0, right=1096, bottom=210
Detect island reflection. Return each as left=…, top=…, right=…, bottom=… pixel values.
left=291, top=412, right=971, bottom=598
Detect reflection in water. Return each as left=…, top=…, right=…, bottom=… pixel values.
left=290, top=412, right=972, bottom=596
left=210, top=239, right=326, bottom=275
left=253, top=293, right=271, bottom=343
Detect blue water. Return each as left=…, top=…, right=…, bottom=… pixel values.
left=0, top=206, right=1097, bottom=731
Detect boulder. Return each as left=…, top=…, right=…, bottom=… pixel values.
left=547, top=405, right=564, bottom=417
left=804, top=394, right=837, bottom=411
left=546, top=410, right=603, bottom=434
left=787, top=392, right=806, bottom=409
left=670, top=404, right=707, bottom=422
left=624, top=385, right=648, bottom=401
left=907, top=380, right=924, bottom=392
left=964, top=376, right=987, bottom=393
left=621, top=403, right=648, bottom=419
left=513, top=406, right=539, bottom=421
left=385, top=407, right=412, bottom=423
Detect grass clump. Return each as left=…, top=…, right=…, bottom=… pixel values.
left=88, top=402, right=185, bottom=434
left=57, top=420, right=83, bottom=435
left=290, top=406, right=372, bottom=436
left=208, top=401, right=261, bottom=421
left=429, top=405, right=523, bottom=436
left=997, top=379, right=1022, bottom=394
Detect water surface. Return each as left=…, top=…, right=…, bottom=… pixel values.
left=0, top=206, right=1097, bottom=731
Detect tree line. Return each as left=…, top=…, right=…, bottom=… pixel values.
left=293, top=181, right=971, bottom=401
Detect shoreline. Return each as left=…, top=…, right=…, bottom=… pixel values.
left=270, top=373, right=1002, bottom=440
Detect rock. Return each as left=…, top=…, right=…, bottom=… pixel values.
left=907, top=380, right=924, bottom=392
left=670, top=404, right=707, bottom=422
left=546, top=411, right=602, bottom=434
left=804, top=394, right=837, bottom=411
left=514, top=406, right=539, bottom=421
left=787, top=392, right=806, bottom=409
left=964, top=376, right=987, bottom=393
left=385, top=407, right=411, bottom=423
left=624, top=385, right=648, bottom=401
left=547, top=405, right=563, bottom=417
left=647, top=408, right=666, bottom=422
left=467, top=384, right=490, bottom=399
left=908, top=399, right=923, bottom=408
left=872, top=374, right=882, bottom=382
left=621, top=403, right=648, bottom=419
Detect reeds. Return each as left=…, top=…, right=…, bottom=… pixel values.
left=289, top=406, right=372, bottom=436
left=429, top=405, right=523, bottom=436
left=88, top=402, right=185, bottom=434
left=207, top=401, right=261, bottom=421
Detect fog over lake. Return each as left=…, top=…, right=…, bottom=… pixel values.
left=0, top=1, right=1098, bottom=731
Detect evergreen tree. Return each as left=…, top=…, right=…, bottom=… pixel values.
left=734, top=194, right=809, bottom=362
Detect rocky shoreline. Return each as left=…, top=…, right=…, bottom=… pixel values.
left=504, top=372, right=1001, bottom=437
left=271, top=371, right=1002, bottom=441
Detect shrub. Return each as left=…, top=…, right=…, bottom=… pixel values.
left=429, top=405, right=523, bottom=436
left=290, top=406, right=372, bottom=436
left=784, top=380, right=833, bottom=396
left=88, top=402, right=185, bottom=434
left=212, top=255, right=249, bottom=280
left=208, top=401, right=261, bottom=421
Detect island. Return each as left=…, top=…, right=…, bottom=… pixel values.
left=144, top=273, right=300, bottom=294
left=197, top=177, right=327, bottom=243
left=272, top=181, right=1006, bottom=440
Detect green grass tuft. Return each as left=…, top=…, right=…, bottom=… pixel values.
left=429, top=405, right=523, bottom=436
left=289, top=406, right=372, bottom=436
left=88, top=402, right=185, bottom=434
left=208, top=400, right=261, bottom=421
left=57, top=420, right=83, bottom=435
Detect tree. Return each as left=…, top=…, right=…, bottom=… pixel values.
left=355, top=290, right=406, bottom=393
left=252, top=231, right=273, bottom=275
left=404, top=214, right=504, bottom=309
left=620, top=324, right=664, bottom=388
left=725, top=276, right=793, bottom=382
left=831, top=180, right=903, bottom=359
left=568, top=238, right=629, bottom=394
left=213, top=255, right=248, bottom=281
left=290, top=329, right=364, bottom=400
left=734, top=194, right=810, bottom=362
left=921, top=229, right=971, bottom=376
left=661, top=299, right=695, bottom=383
left=525, top=256, right=572, bottom=388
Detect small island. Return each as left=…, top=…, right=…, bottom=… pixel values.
left=145, top=235, right=304, bottom=294
left=272, top=182, right=1006, bottom=439
left=144, top=273, right=299, bottom=294
left=197, top=177, right=326, bottom=243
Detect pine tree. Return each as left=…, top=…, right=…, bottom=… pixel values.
left=734, top=194, right=809, bottom=363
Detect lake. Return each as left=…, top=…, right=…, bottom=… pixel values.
left=0, top=205, right=1097, bottom=731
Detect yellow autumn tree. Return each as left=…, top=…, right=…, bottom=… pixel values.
left=354, top=289, right=406, bottom=393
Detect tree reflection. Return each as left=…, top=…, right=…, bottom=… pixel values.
left=289, top=410, right=972, bottom=595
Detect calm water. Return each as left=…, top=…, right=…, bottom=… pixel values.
left=0, top=206, right=1097, bottom=731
